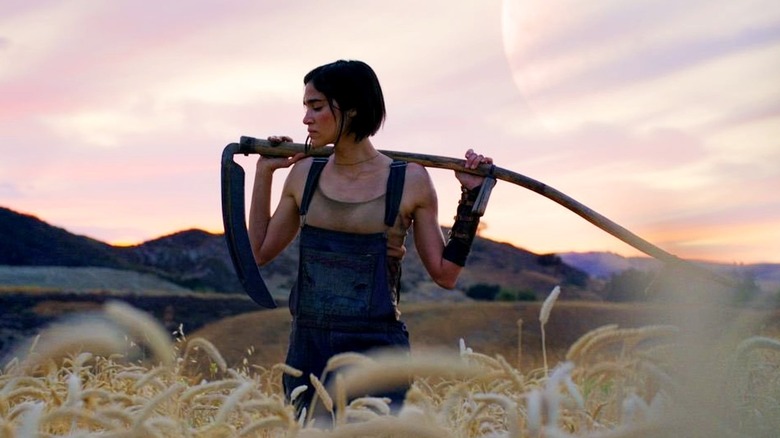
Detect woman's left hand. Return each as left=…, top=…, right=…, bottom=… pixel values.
left=456, top=149, right=493, bottom=190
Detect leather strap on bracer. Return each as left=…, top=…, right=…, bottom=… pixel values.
left=443, top=172, right=497, bottom=266
left=443, top=184, right=483, bottom=266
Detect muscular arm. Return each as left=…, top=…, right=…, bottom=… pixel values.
left=408, top=165, right=463, bottom=289
left=248, top=156, right=308, bottom=266
left=410, top=148, right=492, bottom=289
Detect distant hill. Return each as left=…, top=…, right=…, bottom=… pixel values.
left=0, top=207, right=243, bottom=293
left=560, top=251, right=780, bottom=294
left=118, top=229, right=244, bottom=293
left=559, top=252, right=661, bottom=279
left=0, top=207, right=133, bottom=269
left=0, top=206, right=591, bottom=299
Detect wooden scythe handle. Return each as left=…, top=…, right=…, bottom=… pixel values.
left=237, top=136, right=734, bottom=288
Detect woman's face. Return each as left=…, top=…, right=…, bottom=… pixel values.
left=302, top=82, right=342, bottom=147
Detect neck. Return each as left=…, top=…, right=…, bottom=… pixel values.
left=333, top=152, right=380, bottom=166
left=332, top=138, right=379, bottom=166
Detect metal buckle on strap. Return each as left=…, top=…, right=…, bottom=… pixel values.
left=473, top=165, right=496, bottom=216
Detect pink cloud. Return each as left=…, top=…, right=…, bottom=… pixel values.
left=1, top=1, right=778, bottom=264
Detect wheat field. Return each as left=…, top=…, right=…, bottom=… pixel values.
left=1, top=292, right=779, bottom=437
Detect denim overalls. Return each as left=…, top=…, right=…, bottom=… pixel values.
left=283, top=158, right=410, bottom=414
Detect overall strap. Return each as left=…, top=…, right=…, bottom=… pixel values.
left=384, top=161, right=407, bottom=227
left=301, top=158, right=406, bottom=227
left=300, top=157, right=328, bottom=222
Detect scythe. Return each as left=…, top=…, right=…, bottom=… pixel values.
left=221, top=136, right=733, bottom=308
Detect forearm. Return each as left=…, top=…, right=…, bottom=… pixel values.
left=248, top=167, right=275, bottom=261
left=442, top=184, right=483, bottom=267
left=411, top=157, right=493, bottom=289
left=416, top=185, right=482, bottom=290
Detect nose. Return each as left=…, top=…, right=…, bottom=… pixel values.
left=302, top=109, right=313, bottom=125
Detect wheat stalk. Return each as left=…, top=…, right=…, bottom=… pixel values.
left=180, top=379, right=243, bottom=402
left=462, top=350, right=504, bottom=369
left=6, top=388, right=48, bottom=402
left=104, top=300, right=174, bottom=366
left=474, top=393, right=521, bottom=438
left=130, top=381, right=185, bottom=430
left=1, top=298, right=778, bottom=438
left=338, top=350, right=484, bottom=400
left=517, top=318, right=524, bottom=369
left=323, top=352, right=375, bottom=374
left=15, top=402, right=44, bottom=438
left=348, top=396, right=392, bottom=416
left=132, top=366, right=170, bottom=391
left=334, top=373, right=347, bottom=426
left=343, top=407, right=381, bottom=423
left=540, top=286, right=561, bottom=375
left=304, top=416, right=451, bottom=438
left=496, top=354, right=526, bottom=391
left=3, top=357, right=19, bottom=374
left=96, top=407, right=134, bottom=426
left=289, top=384, right=309, bottom=405
left=572, top=325, right=678, bottom=365
left=309, top=373, right=334, bottom=419
left=16, top=322, right=126, bottom=375
left=272, top=362, right=304, bottom=378
left=213, top=381, right=253, bottom=424
left=183, top=337, right=228, bottom=373
left=734, top=335, right=780, bottom=360
left=566, top=324, right=619, bottom=362
left=238, top=416, right=289, bottom=436
left=40, top=406, right=118, bottom=431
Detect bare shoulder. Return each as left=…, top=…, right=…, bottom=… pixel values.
left=404, top=162, right=433, bottom=184
left=283, top=157, right=315, bottom=200
left=403, top=162, right=437, bottom=204
left=289, top=156, right=314, bottom=178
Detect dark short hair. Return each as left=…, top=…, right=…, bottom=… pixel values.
left=303, top=60, right=386, bottom=142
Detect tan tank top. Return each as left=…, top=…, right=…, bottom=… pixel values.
left=304, top=186, right=409, bottom=260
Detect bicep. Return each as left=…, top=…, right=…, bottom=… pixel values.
left=410, top=169, right=461, bottom=288
left=256, top=177, right=301, bottom=265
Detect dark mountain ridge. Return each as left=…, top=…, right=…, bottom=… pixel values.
left=0, top=207, right=132, bottom=269
left=0, top=206, right=589, bottom=298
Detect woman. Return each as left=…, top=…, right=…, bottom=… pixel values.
left=248, top=60, right=493, bottom=413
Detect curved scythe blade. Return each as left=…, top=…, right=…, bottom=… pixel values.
left=221, top=143, right=277, bottom=308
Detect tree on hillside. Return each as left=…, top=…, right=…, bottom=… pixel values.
left=466, top=283, right=501, bottom=301
left=603, top=269, right=655, bottom=302
left=537, top=253, right=589, bottom=287
left=496, top=288, right=536, bottom=302
left=730, top=269, right=761, bottom=306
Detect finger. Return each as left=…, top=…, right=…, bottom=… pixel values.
left=289, top=152, right=307, bottom=164
left=267, top=135, right=293, bottom=145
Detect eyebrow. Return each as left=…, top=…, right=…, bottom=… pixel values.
left=304, top=98, right=325, bottom=106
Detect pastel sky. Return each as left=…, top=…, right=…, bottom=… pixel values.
left=1, top=0, right=779, bottom=264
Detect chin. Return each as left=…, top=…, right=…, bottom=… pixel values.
left=309, top=139, right=332, bottom=148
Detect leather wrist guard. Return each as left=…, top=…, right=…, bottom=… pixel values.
left=443, top=185, right=482, bottom=267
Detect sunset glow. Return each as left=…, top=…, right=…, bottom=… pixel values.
left=1, top=1, right=779, bottom=264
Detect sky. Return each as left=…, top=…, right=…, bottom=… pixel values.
left=1, top=0, right=779, bottom=264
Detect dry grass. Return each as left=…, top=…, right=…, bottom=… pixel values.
left=1, top=295, right=779, bottom=437
left=191, top=299, right=780, bottom=372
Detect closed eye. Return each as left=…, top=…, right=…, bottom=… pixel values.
left=304, top=98, right=325, bottom=109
